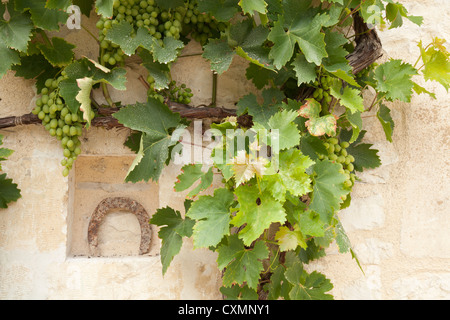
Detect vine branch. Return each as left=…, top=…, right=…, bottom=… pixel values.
left=0, top=102, right=253, bottom=130
left=0, top=14, right=381, bottom=131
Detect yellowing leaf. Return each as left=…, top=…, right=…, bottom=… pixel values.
left=275, top=225, right=307, bottom=252
left=231, top=150, right=268, bottom=186
left=76, top=77, right=94, bottom=126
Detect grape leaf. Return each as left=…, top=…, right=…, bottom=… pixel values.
left=46, top=0, right=72, bottom=10
left=245, top=63, right=274, bottom=89
left=263, top=254, right=291, bottom=300
left=322, top=29, right=352, bottom=74
left=284, top=261, right=333, bottom=300
left=268, top=0, right=329, bottom=68
left=231, top=150, right=268, bottom=186
left=266, top=109, right=301, bottom=150
left=151, top=36, right=184, bottom=64
left=106, top=22, right=154, bottom=55
left=329, top=79, right=364, bottom=114
left=245, top=59, right=293, bottom=89
left=75, top=77, right=94, bottom=126
left=0, top=135, right=13, bottom=164
left=0, top=45, right=20, bottom=78
left=150, top=205, right=195, bottom=275
left=377, top=103, right=394, bottom=143
left=232, top=184, right=286, bottom=246
left=299, top=134, right=327, bottom=161
left=174, top=164, right=214, bottom=198
left=322, top=0, right=343, bottom=4
left=217, top=235, right=269, bottom=289
left=298, top=98, right=321, bottom=119
left=15, top=0, right=68, bottom=31
left=95, top=0, right=114, bottom=18
left=11, top=53, right=53, bottom=81
left=138, top=49, right=171, bottom=90
left=298, top=99, right=337, bottom=137
left=236, top=88, right=284, bottom=126
left=155, top=0, right=185, bottom=10
left=229, top=19, right=273, bottom=69
left=202, top=38, right=235, bottom=75
left=37, top=37, right=75, bottom=67
left=385, top=2, right=423, bottom=29
left=275, top=225, right=307, bottom=252
left=331, top=69, right=360, bottom=87
left=291, top=53, right=317, bottom=86
left=262, top=148, right=314, bottom=202
left=0, top=2, right=33, bottom=52
left=335, top=219, right=351, bottom=254
left=299, top=210, right=325, bottom=238
left=59, top=78, right=82, bottom=113
left=346, top=141, right=381, bottom=172
left=418, top=40, right=450, bottom=91
left=239, top=0, right=267, bottom=15
left=220, top=284, right=259, bottom=300
left=0, top=173, right=21, bottom=209
left=59, top=58, right=127, bottom=114
left=73, top=0, right=95, bottom=16
left=345, top=109, right=362, bottom=144
left=197, top=0, right=240, bottom=22
left=305, top=115, right=337, bottom=137
left=309, top=160, right=348, bottom=223
left=113, top=99, right=183, bottom=183
left=374, top=59, right=417, bottom=102
left=186, top=188, right=234, bottom=248
left=412, top=81, right=437, bottom=99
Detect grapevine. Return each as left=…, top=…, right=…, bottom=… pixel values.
left=182, top=0, right=228, bottom=45
left=32, top=74, right=95, bottom=177
left=97, top=16, right=126, bottom=68
left=147, top=78, right=194, bottom=104
left=0, top=0, right=448, bottom=301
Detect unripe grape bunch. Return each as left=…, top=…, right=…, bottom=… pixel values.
left=147, top=77, right=194, bottom=105
left=96, top=0, right=187, bottom=69
left=319, top=137, right=356, bottom=191
left=182, top=0, right=228, bottom=45
left=312, top=74, right=333, bottom=111
left=32, top=75, right=95, bottom=177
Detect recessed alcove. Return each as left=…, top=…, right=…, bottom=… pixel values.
left=67, top=155, right=160, bottom=258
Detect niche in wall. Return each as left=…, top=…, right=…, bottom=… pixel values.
left=67, top=155, right=160, bottom=258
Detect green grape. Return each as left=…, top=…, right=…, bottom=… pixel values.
left=50, top=119, right=58, bottom=129
left=62, top=168, right=70, bottom=177
left=62, top=125, right=70, bottom=135
left=148, top=79, right=194, bottom=105
left=347, top=163, right=354, bottom=172
left=66, top=139, right=74, bottom=149
left=340, top=141, right=350, bottom=149
left=64, top=114, right=72, bottom=125
left=36, top=76, right=90, bottom=177
left=320, top=136, right=357, bottom=189
left=63, top=148, right=71, bottom=158
left=69, top=126, right=78, bottom=137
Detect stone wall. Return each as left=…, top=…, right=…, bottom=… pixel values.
left=0, top=0, right=449, bottom=300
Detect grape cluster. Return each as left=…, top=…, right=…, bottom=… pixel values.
left=312, top=74, right=333, bottom=111
left=319, top=137, right=356, bottom=188
left=96, top=17, right=126, bottom=68
left=32, top=75, right=95, bottom=177
left=97, top=0, right=186, bottom=60
left=147, top=77, right=193, bottom=104
left=182, top=0, right=227, bottom=45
